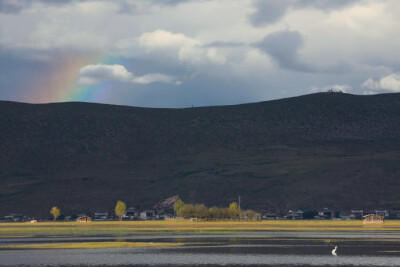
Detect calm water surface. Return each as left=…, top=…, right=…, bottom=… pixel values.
left=1, top=232, right=400, bottom=266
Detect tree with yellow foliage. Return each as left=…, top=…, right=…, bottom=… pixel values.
left=115, top=200, right=127, bottom=221
left=50, top=206, right=60, bottom=222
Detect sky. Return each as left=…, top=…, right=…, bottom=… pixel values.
left=0, top=0, right=399, bottom=108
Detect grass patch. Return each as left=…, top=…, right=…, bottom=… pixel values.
left=0, top=241, right=182, bottom=250
left=1, top=220, right=400, bottom=237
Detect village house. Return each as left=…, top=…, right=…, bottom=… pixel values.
left=318, top=208, right=333, bottom=219
left=140, top=210, right=155, bottom=220
left=93, top=212, right=108, bottom=221
left=263, top=213, right=277, bottom=220
left=158, top=213, right=173, bottom=220
left=126, top=207, right=139, bottom=219
left=350, top=210, right=364, bottom=219
left=363, top=214, right=384, bottom=224
left=375, top=210, right=389, bottom=218
left=76, top=216, right=92, bottom=222
left=4, top=214, right=25, bottom=222
left=286, top=210, right=303, bottom=220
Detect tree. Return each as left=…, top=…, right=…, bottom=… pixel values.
left=245, top=210, right=256, bottom=220
left=228, top=202, right=241, bottom=219
left=174, top=199, right=184, bottom=216
left=221, top=208, right=231, bottom=219
left=194, top=204, right=208, bottom=219
left=50, top=206, right=60, bottom=222
left=178, top=204, right=194, bottom=218
left=115, top=200, right=127, bottom=221
left=209, top=206, right=222, bottom=219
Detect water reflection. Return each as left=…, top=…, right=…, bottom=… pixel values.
left=1, top=234, right=400, bottom=266
left=1, top=247, right=400, bottom=266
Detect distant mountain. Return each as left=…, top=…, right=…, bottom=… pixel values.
left=1, top=92, right=400, bottom=217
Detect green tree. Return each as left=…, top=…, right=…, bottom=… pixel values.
left=209, top=206, right=222, bottom=219
left=50, top=206, right=60, bottom=222
left=229, top=202, right=241, bottom=219
left=221, top=208, right=231, bottom=219
left=174, top=199, right=184, bottom=216
left=194, top=204, right=208, bottom=219
left=245, top=210, right=256, bottom=220
left=178, top=204, right=194, bottom=218
left=115, top=200, right=127, bottom=221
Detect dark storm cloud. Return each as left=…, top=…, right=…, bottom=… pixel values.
left=249, top=0, right=361, bottom=27
left=256, top=30, right=315, bottom=72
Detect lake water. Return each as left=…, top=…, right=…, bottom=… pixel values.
left=1, top=232, right=400, bottom=266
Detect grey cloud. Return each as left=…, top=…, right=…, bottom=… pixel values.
left=256, top=32, right=382, bottom=75
left=248, top=0, right=361, bottom=27
left=320, top=60, right=355, bottom=74
left=294, top=0, right=361, bottom=10
left=202, top=41, right=245, bottom=48
left=249, top=0, right=289, bottom=27
left=0, top=0, right=196, bottom=14
left=256, top=30, right=315, bottom=72
left=37, top=0, right=76, bottom=3
left=150, top=0, right=203, bottom=6
left=0, top=0, right=81, bottom=14
left=117, top=1, right=138, bottom=14
left=0, top=0, right=31, bottom=14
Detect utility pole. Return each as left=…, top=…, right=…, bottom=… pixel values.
left=238, top=195, right=242, bottom=210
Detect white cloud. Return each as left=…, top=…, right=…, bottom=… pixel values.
left=77, top=64, right=180, bottom=86
left=361, top=78, right=377, bottom=90
left=138, top=29, right=226, bottom=65
left=78, top=64, right=133, bottom=84
left=132, top=73, right=179, bottom=85
left=362, top=90, right=377, bottom=95
left=362, top=73, right=400, bottom=92
left=138, top=29, right=199, bottom=50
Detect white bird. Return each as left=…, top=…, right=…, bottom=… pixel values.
left=332, top=246, right=338, bottom=256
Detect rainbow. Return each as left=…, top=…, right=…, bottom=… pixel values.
left=22, top=53, right=129, bottom=104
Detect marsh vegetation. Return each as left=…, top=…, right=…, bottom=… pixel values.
left=1, top=220, right=400, bottom=237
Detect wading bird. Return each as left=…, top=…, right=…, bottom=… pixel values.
left=332, top=246, right=338, bottom=256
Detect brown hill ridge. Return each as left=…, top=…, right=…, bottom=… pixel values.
left=1, top=92, right=400, bottom=217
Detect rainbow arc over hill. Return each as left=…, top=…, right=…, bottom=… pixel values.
left=23, top=54, right=127, bottom=104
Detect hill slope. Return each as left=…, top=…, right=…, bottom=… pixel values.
left=1, top=92, right=400, bottom=217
